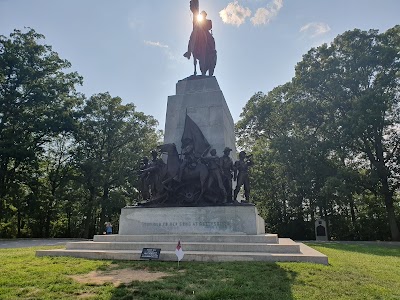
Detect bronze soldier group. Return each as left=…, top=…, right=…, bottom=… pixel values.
left=138, top=146, right=253, bottom=205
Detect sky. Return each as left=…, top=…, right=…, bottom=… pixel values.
left=1, top=0, right=399, bottom=130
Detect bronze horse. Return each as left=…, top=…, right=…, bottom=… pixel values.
left=190, top=24, right=217, bottom=76
left=184, top=0, right=217, bottom=76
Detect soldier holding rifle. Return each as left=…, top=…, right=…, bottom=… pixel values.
left=233, top=151, right=253, bottom=202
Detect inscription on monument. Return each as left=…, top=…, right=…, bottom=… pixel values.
left=142, top=221, right=232, bottom=228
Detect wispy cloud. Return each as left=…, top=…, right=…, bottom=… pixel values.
left=220, top=0, right=284, bottom=27
left=143, top=40, right=180, bottom=62
left=129, top=20, right=141, bottom=30
left=219, top=1, right=252, bottom=27
left=300, top=22, right=331, bottom=38
left=144, top=40, right=169, bottom=48
left=251, top=0, right=283, bottom=26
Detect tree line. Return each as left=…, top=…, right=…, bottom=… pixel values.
left=237, top=26, right=400, bottom=241
left=0, top=29, right=159, bottom=238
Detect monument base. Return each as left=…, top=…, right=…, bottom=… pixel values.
left=36, top=205, right=328, bottom=265
left=119, top=205, right=265, bottom=235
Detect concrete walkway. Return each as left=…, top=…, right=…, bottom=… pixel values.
left=0, top=238, right=88, bottom=249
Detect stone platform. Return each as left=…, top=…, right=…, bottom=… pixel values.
left=36, top=234, right=327, bottom=264
left=36, top=206, right=328, bottom=265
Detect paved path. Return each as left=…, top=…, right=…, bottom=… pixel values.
left=0, top=239, right=88, bottom=249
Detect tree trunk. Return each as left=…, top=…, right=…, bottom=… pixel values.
left=84, top=187, right=95, bottom=239
left=349, top=194, right=359, bottom=239
left=44, top=210, right=51, bottom=238
left=17, top=208, right=21, bottom=238
left=0, top=159, right=9, bottom=223
left=100, top=184, right=110, bottom=234
left=381, top=178, right=400, bottom=241
left=66, top=209, right=71, bottom=237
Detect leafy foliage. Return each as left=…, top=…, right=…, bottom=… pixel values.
left=0, top=29, right=159, bottom=238
left=237, top=26, right=400, bottom=240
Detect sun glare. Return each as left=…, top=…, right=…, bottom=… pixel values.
left=197, top=14, right=204, bottom=22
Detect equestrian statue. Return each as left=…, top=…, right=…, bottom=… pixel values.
left=183, top=0, right=217, bottom=76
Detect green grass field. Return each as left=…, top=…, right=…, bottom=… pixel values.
left=0, top=242, right=399, bottom=300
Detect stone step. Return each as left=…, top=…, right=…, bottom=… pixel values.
left=93, top=234, right=279, bottom=244
left=36, top=242, right=328, bottom=264
left=66, top=240, right=299, bottom=253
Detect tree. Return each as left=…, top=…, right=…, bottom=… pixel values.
left=73, top=93, right=159, bottom=238
left=294, top=26, right=400, bottom=240
left=236, top=26, right=400, bottom=241
left=237, top=86, right=339, bottom=239
left=0, top=28, right=82, bottom=237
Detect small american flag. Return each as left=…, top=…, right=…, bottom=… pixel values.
left=175, top=240, right=184, bottom=261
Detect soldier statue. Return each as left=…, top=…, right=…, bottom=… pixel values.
left=176, top=140, right=197, bottom=182
left=220, top=147, right=234, bottom=202
left=143, top=150, right=165, bottom=198
left=202, top=149, right=227, bottom=203
left=233, top=151, right=253, bottom=202
left=138, top=156, right=150, bottom=200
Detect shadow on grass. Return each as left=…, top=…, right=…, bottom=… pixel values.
left=306, top=242, right=400, bottom=257
left=109, top=261, right=296, bottom=300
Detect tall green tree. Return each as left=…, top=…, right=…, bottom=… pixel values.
left=0, top=29, right=82, bottom=237
left=237, top=26, right=400, bottom=241
left=35, top=134, right=76, bottom=237
left=295, top=26, right=400, bottom=240
left=73, top=93, right=159, bottom=238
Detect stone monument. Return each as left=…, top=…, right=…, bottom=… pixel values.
left=119, top=0, right=255, bottom=229
left=36, top=0, right=328, bottom=264
left=315, top=219, right=328, bottom=241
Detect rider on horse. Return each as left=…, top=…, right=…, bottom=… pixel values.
left=183, top=0, right=217, bottom=76
left=183, top=10, right=213, bottom=60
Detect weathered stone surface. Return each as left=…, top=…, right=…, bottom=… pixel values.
left=164, top=76, right=236, bottom=159
left=119, top=205, right=265, bottom=235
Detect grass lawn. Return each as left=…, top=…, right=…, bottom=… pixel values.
left=0, top=242, right=399, bottom=300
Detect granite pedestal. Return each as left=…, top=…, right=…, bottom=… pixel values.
left=119, top=205, right=265, bottom=235
left=37, top=205, right=328, bottom=264
left=164, top=76, right=236, bottom=158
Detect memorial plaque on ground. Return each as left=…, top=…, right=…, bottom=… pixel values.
left=140, top=248, right=161, bottom=260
